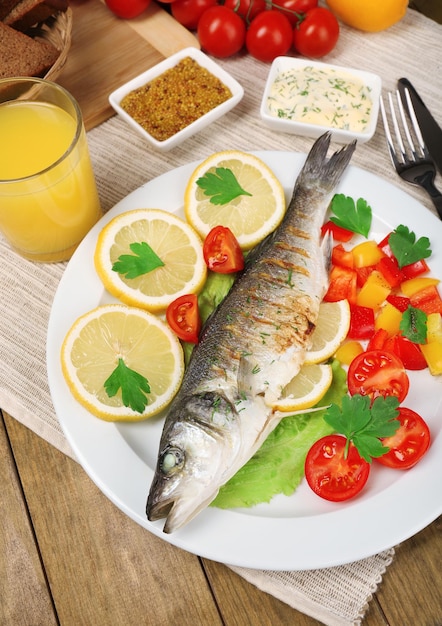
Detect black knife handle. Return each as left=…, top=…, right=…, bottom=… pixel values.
left=419, top=173, right=442, bottom=220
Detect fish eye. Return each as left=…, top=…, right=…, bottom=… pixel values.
left=160, top=446, right=184, bottom=475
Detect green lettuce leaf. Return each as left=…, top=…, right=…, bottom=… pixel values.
left=212, top=359, right=347, bottom=509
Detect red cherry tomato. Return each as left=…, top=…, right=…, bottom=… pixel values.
left=223, top=0, right=266, bottom=21
left=347, top=349, right=410, bottom=403
left=203, top=226, right=244, bottom=274
left=376, top=407, right=431, bottom=469
left=171, top=0, right=217, bottom=30
left=305, top=435, right=370, bottom=502
left=293, top=7, right=339, bottom=58
left=246, top=10, right=293, bottom=63
left=104, top=0, right=151, bottom=19
left=166, top=294, right=201, bottom=344
left=272, top=0, right=318, bottom=26
left=197, top=6, right=246, bottom=58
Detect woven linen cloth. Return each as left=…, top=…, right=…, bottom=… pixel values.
left=0, top=8, right=440, bottom=626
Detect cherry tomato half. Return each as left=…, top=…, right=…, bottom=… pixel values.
left=197, top=6, right=246, bottom=58
left=305, top=435, right=370, bottom=502
left=293, top=7, right=339, bottom=58
left=166, top=294, right=201, bottom=344
left=104, top=0, right=151, bottom=19
left=203, top=226, right=244, bottom=273
left=171, top=0, right=217, bottom=30
left=347, top=349, right=410, bottom=403
left=376, top=407, right=431, bottom=470
left=246, top=10, right=293, bottom=63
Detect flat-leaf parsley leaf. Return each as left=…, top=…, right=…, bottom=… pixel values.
left=112, top=241, right=164, bottom=279
left=196, top=167, right=252, bottom=205
left=388, top=225, right=432, bottom=268
left=104, top=358, right=151, bottom=413
left=400, top=305, right=428, bottom=344
left=329, top=194, right=372, bottom=237
left=324, top=394, right=400, bottom=462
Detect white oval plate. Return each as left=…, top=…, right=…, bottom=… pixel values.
left=47, top=152, right=442, bottom=571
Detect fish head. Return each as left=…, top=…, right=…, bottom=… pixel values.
left=146, top=391, right=240, bottom=533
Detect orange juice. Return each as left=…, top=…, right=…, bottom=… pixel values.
left=0, top=97, right=101, bottom=262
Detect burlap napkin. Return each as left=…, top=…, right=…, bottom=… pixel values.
left=0, top=8, right=440, bottom=626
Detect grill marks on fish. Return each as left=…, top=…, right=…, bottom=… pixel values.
left=146, top=133, right=357, bottom=533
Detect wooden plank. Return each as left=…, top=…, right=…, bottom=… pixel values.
left=0, top=412, right=57, bottom=626
left=4, top=413, right=222, bottom=625
left=57, top=0, right=162, bottom=130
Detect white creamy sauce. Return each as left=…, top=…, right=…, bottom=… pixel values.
left=267, top=65, right=373, bottom=133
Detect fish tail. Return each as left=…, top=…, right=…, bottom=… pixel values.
left=296, top=132, right=357, bottom=192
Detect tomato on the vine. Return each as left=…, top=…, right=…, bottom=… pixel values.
left=197, top=5, right=246, bottom=58
left=104, top=0, right=151, bottom=19
left=171, top=0, right=217, bottom=30
left=347, top=349, right=410, bottom=403
left=293, top=7, right=339, bottom=58
left=246, top=10, right=293, bottom=63
left=224, top=0, right=267, bottom=21
left=203, top=226, right=244, bottom=273
left=166, top=294, right=201, bottom=344
left=272, top=0, right=318, bottom=26
left=305, top=435, right=370, bottom=502
left=376, top=407, right=431, bottom=470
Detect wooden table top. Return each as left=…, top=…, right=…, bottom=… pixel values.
left=1, top=410, right=441, bottom=625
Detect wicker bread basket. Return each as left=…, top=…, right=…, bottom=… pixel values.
left=31, top=6, right=73, bottom=81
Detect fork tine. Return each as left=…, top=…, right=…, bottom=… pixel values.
left=401, top=87, right=427, bottom=157
left=388, top=92, right=408, bottom=162
left=380, top=94, right=400, bottom=168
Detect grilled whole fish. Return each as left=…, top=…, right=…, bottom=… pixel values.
left=146, top=133, right=356, bottom=533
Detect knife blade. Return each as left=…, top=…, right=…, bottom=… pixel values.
left=398, top=78, right=442, bottom=175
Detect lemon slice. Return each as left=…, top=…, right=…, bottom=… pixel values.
left=304, top=300, right=351, bottom=365
left=269, top=363, right=333, bottom=413
left=184, top=151, right=286, bottom=250
left=61, top=304, right=184, bottom=422
left=94, top=209, right=207, bottom=311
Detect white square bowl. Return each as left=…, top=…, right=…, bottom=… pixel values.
left=109, top=47, right=244, bottom=152
left=260, top=57, right=382, bottom=144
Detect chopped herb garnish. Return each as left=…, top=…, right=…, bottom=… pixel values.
left=400, top=305, right=428, bottom=344
left=104, top=358, right=151, bottom=413
left=112, top=241, right=164, bottom=279
left=324, top=394, right=400, bottom=463
left=388, top=225, right=432, bottom=268
left=329, top=193, right=372, bottom=237
left=196, top=167, right=252, bottom=205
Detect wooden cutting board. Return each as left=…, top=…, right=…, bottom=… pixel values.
left=58, top=0, right=200, bottom=130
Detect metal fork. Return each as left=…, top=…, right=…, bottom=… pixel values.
left=380, top=89, right=442, bottom=219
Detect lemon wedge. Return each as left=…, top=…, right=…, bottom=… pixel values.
left=61, top=304, right=184, bottom=422
left=184, top=150, right=286, bottom=250
left=269, top=363, right=333, bottom=413
left=304, top=300, right=351, bottom=365
left=94, top=209, right=207, bottom=312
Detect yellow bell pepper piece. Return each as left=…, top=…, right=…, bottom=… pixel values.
left=420, top=340, right=442, bottom=376
left=351, top=240, right=384, bottom=268
left=335, top=340, right=364, bottom=365
left=356, top=270, right=391, bottom=309
left=401, top=276, right=440, bottom=297
left=426, top=313, right=442, bottom=343
left=375, top=302, right=402, bottom=336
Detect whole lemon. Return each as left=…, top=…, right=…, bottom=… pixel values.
left=325, top=0, right=408, bottom=32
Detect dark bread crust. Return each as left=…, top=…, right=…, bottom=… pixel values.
left=3, top=0, right=68, bottom=31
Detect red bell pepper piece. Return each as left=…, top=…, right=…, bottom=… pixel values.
left=410, top=285, right=442, bottom=315
left=348, top=303, right=375, bottom=340
left=377, top=256, right=404, bottom=288
left=321, top=220, right=354, bottom=243
left=386, top=294, right=411, bottom=312
left=324, top=266, right=357, bottom=304
left=401, top=258, right=430, bottom=280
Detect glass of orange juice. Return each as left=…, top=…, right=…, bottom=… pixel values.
left=0, top=77, right=102, bottom=262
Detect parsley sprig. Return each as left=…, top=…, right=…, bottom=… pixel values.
left=329, top=193, right=372, bottom=237
left=112, top=241, right=164, bottom=279
left=388, top=225, right=432, bottom=268
left=400, top=305, right=427, bottom=344
left=104, top=358, right=151, bottom=413
left=196, top=167, right=252, bottom=205
left=324, top=394, right=400, bottom=462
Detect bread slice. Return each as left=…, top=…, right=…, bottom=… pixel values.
left=3, top=0, right=68, bottom=31
left=0, top=0, right=22, bottom=21
left=0, top=20, right=59, bottom=78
